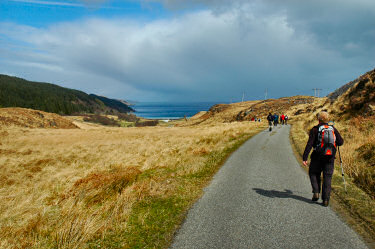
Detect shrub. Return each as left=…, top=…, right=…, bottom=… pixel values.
left=135, top=120, right=159, bottom=127
left=83, top=115, right=120, bottom=126
left=118, top=113, right=139, bottom=122
left=356, top=142, right=375, bottom=166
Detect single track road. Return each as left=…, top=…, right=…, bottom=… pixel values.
left=171, top=125, right=369, bottom=249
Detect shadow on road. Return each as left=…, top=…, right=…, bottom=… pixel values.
left=252, top=188, right=315, bottom=204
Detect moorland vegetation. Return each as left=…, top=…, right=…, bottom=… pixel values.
left=0, top=104, right=266, bottom=248
left=0, top=68, right=374, bottom=248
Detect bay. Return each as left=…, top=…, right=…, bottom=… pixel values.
left=133, top=102, right=224, bottom=119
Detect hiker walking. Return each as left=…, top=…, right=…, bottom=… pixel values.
left=302, top=111, right=344, bottom=207
left=267, top=112, right=273, bottom=131
left=273, top=113, right=279, bottom=126
left=284, top=115, right=288, bottom=125
left=281, top=114, right=285, bottom=125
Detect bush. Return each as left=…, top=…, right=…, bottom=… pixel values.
left=356, top=142, right=375, bottom=166
left=118, top=113, right=139, bottom=122
left=135, top=120, right=159, bottom=127
left=83, top=115, right=120, bottom=126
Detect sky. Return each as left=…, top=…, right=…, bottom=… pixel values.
left=1, top=0, right=374, bottom=102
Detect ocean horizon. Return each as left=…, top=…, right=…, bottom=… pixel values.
left=132, top=102, right=227, bottom=119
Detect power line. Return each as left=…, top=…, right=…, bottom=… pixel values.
left=312, top=88, right=322, bottom=97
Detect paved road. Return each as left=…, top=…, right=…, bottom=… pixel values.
left=171, top=125, right=369, bottom=249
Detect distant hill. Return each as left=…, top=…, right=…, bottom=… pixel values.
left=328, top=68, right=375, bottom=117
left=89, top=94, right=134, bottom=114
left=0, top=74, right=134, bottom=115
left=183, top=68, right=375, bottom=125
left=174, top=96, right=320, bottom=127
left=328, top=68, right=375, bottom=101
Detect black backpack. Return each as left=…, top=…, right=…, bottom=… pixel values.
left=315, top=125, right=337, bottom=156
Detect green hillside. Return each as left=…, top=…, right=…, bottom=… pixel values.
left=90, top=94, right=135, bottom=114
left=0, top=74, right=134, bottom=115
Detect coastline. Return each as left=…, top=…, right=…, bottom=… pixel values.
left=132, top=102, right=222, bottom=120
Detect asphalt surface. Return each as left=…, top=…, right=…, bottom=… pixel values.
left=171, top=125, right=369, bottom=249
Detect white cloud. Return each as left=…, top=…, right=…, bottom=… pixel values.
left=1, top=1, right=374, bottom=101
left=10, top=0, right=84, bottom=7
left=9, top=0, right=124, bottom=9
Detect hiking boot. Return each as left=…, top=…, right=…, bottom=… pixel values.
left=312, top=193, right=319, bottom=202
left=322, top=200, right=329, bottom=207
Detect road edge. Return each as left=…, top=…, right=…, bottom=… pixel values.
left=166, top=126, right=267, bottom=248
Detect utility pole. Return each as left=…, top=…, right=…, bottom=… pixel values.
left=312, top=88, right=322, bottom=97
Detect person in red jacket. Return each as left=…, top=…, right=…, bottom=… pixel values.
left=281, top=114, right=285, bottom=125
left=302, top=111, right=344, bottom=207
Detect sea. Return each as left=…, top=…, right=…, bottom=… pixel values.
left=132, top=102, right=224, bottom=120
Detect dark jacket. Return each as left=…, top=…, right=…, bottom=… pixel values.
left=303, top=123, right=344, bottom=161
left=267, top=114, right=273, bottom=121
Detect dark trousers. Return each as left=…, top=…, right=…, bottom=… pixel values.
left=309, top=157, right=335, bottom=201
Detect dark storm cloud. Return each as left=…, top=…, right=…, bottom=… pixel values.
left=151, top=0, right=375, bottom=56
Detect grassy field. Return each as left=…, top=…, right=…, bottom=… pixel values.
left=0, top=119, right=265, bottom=248
left=1, top=91, right=375, bottom=248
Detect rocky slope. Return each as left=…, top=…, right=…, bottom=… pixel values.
left=329, top=68, right=375, bottom=117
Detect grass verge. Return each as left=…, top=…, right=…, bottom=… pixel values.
left=86, top=130, right=263, bottom=249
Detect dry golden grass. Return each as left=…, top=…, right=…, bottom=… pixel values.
left=0, top=108, right=78, bottom=129
left=173, top=101, right=261, bottom=126
left=0, top=119, right=265, bottom=248
left=173, top=96, right=317, bottom=127
left=2, top=89, right=374, bottom=248
left=329, top=68, right=375, bottom=118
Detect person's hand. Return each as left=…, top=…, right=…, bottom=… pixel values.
left=303, top=161, right=308, bottom=166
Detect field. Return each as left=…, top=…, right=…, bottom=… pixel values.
left=0, top=117, right=265, bottom=248
left=1, top=85, right=375, bottom=248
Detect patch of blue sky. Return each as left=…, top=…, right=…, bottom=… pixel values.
left=0, top=0, right=169, bottom=27
left=0, top=32, right=36, bottom=52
